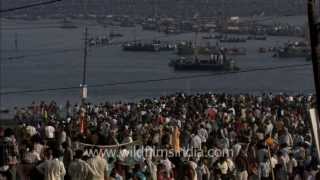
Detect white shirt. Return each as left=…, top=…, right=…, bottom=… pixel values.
left=26, top=126, right=37, bottom=137
left=45, top=126, right=55, bottom=139
left=87, top=156, right=108, bottom=180
left=37, top=159, right=66, bottom=180
left=161, top=158, right=174, bottom=172
left=197, top=128, right=208, bottom=143
left=191, top=135, right=202, bottom=149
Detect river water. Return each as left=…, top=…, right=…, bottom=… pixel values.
left=0, top=17, right=315, bottom=110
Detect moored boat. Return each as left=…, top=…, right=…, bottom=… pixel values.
left=274, top=41, right=310, bottom=58
left=220, top=36, right=247, bottom=43
left=170, top=53, right=237, bottom=71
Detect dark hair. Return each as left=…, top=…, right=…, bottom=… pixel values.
left=52, top=148, right=63, bottom=158
left=74, top=150, right=84, bottom=159
left=4, top=128, right=14, bottom=137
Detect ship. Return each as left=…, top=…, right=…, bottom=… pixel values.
left=169, top=53, right=236, bottom=71
left=223, top=47, right=247, bottom=56
left=122, top=40, right=162, bottom=52
left=88, top=36, right=110, bottom=47
left=60, top=18, right=78, bottom=29
left=176, top=41, right=194, bottom=55
left=142, top=18, right=158, bottom=31
left=109, top=31, right=123, bottom=38
left=274, top=41, right=311, bottom=58
left=219, top=36, right=247, bottom=43
left=247, top=35, right=267, bottom=40
left=202, top=34, right=223, bottom=40
left=176, top=41, right=245, bottom=56
left=122, top=40, right=175, bottom=52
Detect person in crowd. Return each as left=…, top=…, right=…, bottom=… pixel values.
left=68, top=150, right=93, bottom=180
left=36, top=148, right=66, bottom=180
left=87, top=148, right=109, bottom=180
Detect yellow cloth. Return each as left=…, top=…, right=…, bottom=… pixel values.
left=172, top=127, right=181, bottom=153
left=266, top=137, right=274, bottom=146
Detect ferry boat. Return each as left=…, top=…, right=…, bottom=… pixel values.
left=169, top=53, right=237, bottom=71
left=219, top=36, right=247, bottom=43
left=247, top=35, right=267, bottom=40
left=274, top=41, right=310, bottom=58
left=223, top=47, right=247, bottom=56
left=109, top=31, right=123, bottom=38
left=88, top=36, right=109, bottom=47
left=202, top=34, right=223, bottom=40
left=122, top=40, right=175, bottom=52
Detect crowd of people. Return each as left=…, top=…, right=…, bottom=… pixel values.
left=0, top=92, right=320, bottom=180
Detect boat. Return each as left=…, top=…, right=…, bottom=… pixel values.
left=60, top=18, right=78, bottom=29
left=202, top=34, right=223, bottom=40
left=88, top=36, right=109, bottom=47
left=223, top=47, right=247, bottom=56
left=142, top=19, right=158, bottom=31
left=0, top=108, right=9, bottom=114
left=219, top=36, right=247, bottom=43
left=274, top=41, right=311, bottom=58
left=247, top=35, right=267, bottom=40
left=159, top=42, right=176, bottom=51
left=170, top=53, right=236, bottom=71
left=258, top=47, right=268, bottom=53
left=122, top=41, right=161, bottom=52
left=176, top=41, right=194, bottom=55
left=109, top=31, right=123, bottom=38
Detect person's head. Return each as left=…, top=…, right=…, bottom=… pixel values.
left=62, top=142, right=69, bottom=149
left=52, top=148, right=63, bottom=159
left=44, top=148, right=53, bottom=160
left=4, top=128, right=14, bottom=138
left=74, top=150, right=84, bottom=159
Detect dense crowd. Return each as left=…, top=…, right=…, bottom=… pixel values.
left=0, top=92, right=320, bottom=180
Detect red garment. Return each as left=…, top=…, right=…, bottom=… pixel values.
left=157, top=115, right=165, bottom=124
left=207, top=108, right=217, bottom=121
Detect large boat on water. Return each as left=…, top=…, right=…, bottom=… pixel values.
left=88, top=36, right=110, bottom=47
left=222, top=47, right=247, bottom=56
left=60, top=18, right=78, bottom=29
left=169, top=53, right=236, bottom=71
left=202, top=33, right=223, bottom=40
left=247, top=35, right=267, bottom=40
left=122, top=40, right=175, bottom=52
left=109, top=31, right=123, bottom=38
left=219, top=36, right=247, bottom=43
left=176, top=41, right=246, bottom=56
left=274, top=41, right=310, bottom=58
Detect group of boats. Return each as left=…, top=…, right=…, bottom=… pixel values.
left=120, top=39, right=238, bottom=71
